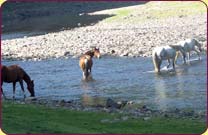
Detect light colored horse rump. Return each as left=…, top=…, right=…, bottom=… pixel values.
left=79, top=55, right=93, bottom=80
left=152, top=46, right=176, bottom=73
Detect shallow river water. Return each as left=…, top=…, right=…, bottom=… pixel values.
left=2, top=55, right=207, bottom=111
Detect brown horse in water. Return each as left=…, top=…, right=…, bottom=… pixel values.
left=1, top=65, right=35, bottom=99
left=79, top=47, right=101, bottom=80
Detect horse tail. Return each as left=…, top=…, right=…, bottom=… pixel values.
left=174, top=51, right=179, bottom=64
left=84, top=58, right=89, bottom=79
left=152, top=51, right=159, bottom=72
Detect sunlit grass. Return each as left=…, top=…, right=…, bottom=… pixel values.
left=102, top=1, right=206, bottom=23
left=2, top=101, right=206, bottom=134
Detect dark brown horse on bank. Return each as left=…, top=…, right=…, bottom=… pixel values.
left=1, top=65, right=35, bottom=99
left=79, top=47, right=101, bottom=80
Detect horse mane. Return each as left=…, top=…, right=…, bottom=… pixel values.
left=24, top=72, right=31, bottom=83
left=19, top=67, right=31, bottom=84
left=84, top=50, right=94, bottom=57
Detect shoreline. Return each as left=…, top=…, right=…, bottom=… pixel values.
left=3, top=97, right=206, bottom=122
left=3, top=100, right=206, bottom=134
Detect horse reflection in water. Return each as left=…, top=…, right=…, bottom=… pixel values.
left=1, top=65, right=35, bottom=99
left=154, top=74, right=168, bottom=111
left=80, top=79, right=104, bottom=106
left=79, top=47, right=101, bottom=81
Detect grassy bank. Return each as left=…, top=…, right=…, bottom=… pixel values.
left=92, top=1, right=206, bottom=23
left=2, top=101, right=206, bottom=134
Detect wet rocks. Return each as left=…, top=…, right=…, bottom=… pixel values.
left=100, top=119, right=111, bottom=123
left=4, top=97, right=206, bottom=122
left=100, top=116, right=129, bottom=123
left=143, top=117, right=151, bottom=121
left=106, top=98, right=127, bottom=109
left=58, top=99, right=66, bottom=107
left=25, top=96, right=37, bottom=102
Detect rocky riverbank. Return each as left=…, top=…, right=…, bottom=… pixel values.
left=2, top=2, right=207, bottom=61
left=5, top=97, right=206, bottom=122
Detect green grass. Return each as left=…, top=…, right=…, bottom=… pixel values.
left=104, top=8, right=132, bottom=22
left=102, top=1, right=206, bottom=23
left=2, top=101, right=206, bottom=134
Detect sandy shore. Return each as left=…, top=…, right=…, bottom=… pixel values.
left=2, top=4, right=207, bottom=61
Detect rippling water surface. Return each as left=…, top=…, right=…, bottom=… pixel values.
left=2, top=55, right=207, bottom=111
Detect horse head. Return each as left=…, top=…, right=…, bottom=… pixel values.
left=27, top=80, right=35, bottom=97
left=93, top=47, right=101, bottom=59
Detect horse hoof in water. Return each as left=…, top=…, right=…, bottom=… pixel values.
left=82, top=75, right=94, bottom=82
left=168, top=69, right=175, bottom=72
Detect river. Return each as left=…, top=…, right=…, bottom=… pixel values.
left=2, top=55, right=206, bottom=112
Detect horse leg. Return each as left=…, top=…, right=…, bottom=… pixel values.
left=89, top=67, right=92, bottom=73
left=167, top=59, right=170, bottom=68
left=89, top=66, right=92, bottom=77
left=158, top=60, right=162, bottom=73
left=172, top=59, right=175, bottom=71
left=194, top=49, right=201, bottom=60
left=82, top=68, right=88, bottom=80
left=180, top=48, right=187, bottom=64
left=1, top=80, right=6, bottom=99
left=82, top=71, right=86, bottom=80
left=182, top=53, right=186, bottom=64
left=12, top=82, right=16, bottom=100
left=85, top=70, right=89, bottom=80
left=19, top=80, right=26, bottom=99
left=82, top=71, right=85, bottom=78
left=174, top=51, right=179, bottom=65
left=188, top=51, right=191, bottom=61
left=1, top=85, right=6, bottom=100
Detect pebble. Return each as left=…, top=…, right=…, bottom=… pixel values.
left=143, top=117, right=151, bottom=121
left=121, top=116, right=129, bottom=121
left=100, top=119, right=110, bottom=123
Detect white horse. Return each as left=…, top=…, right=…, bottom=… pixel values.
left=152, top=46, right=177, bottom=73
left=169, top=45, right=186, bottom=64
left=175, top=38, right=202, bottom=63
